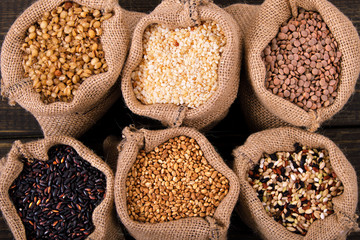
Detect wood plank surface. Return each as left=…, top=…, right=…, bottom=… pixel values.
left=0, top=0, right=359, bottom=240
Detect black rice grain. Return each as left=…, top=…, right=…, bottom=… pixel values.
left=9, top=145, right=106, bottom=240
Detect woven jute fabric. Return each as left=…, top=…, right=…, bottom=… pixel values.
left=0, top=0, right=145, bottom=138
left=239, top=68, right=291, bottom=132
left=0, top=136, right=123, bottom=240
left=244, top=0, right=360, bottom=132
left=112, top=126, right=240, bottom=240
left=224, top=3, right=289, bottom=132
left=233, top=127, right=359, bottom=240
left=121, top=0, right=241, bottom=130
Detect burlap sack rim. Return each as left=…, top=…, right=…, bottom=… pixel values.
left=1, top=0, right=125, bottom=115
left=0, top=136, right=115, bottom=240
left=247, top=0, right=360, bottom=130
left=223, top=4, right=289, bottom=132
left=121, top=0, right=239, bottom=122
left=34, top=83, right=120, bottom=138
left=115, top=126, right=240, bottom=238
left=232, top=126, right=358, bottom=239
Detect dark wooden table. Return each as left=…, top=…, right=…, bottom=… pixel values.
left=0, top=0, right=359, bottom=239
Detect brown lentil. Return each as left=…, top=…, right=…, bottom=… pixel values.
left=248, top=143, right=344, bottom=235
left=262, top=8, right=342, bottom=111
left=126, top=136, right=229, bottom=223
left=21, top=1, right=112, bottom=104
left=9, top=145, right=106, bottom=240
left=131, top=21, right=226, bottom=108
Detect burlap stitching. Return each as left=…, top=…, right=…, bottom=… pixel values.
left=289, top=0, right=298, bottom=17
left=307, top=111, right=321, bottom=132
left=4, top=79, right=32, bottom=98
left=122, top=126, right=145, bottom=148
left=117, top=139, right=125, bottom=152
left=178, top=0, right=213, bottom=26
left=172, top=105, right=187, bottom=127
left=13, top=140, right=34, bottom=163
left=119, top=125, right=140, bottom=151
left=337, top=212, right=360, bottom=232
left=0, top=78, right=29, bottom=106
left=205, top=216, right=224, bottom=240
left=234, top=148, right=256, bottom=167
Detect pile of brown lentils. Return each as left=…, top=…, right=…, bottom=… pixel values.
left=126, top=136, right=229, bottom=223
left=262, top=8, right=342, bottom=111
left=22, top=1, right=112, bottom=104
left=248, top=143, right=344, bottom=235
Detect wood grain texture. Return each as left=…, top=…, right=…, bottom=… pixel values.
left=0, top=0, right=359, bottom=240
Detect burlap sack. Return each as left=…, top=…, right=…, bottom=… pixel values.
left=224, top=3, right=289, bottom=132
left=0, top=0, right=145, bottom=138
left=121, top=0, right=241, bottom=130
left=113, top=126, right=240, bottom=240
left=244, top=0, right=360, bottom=132
left=232, top=127, right=359, bottom=240
left=0, top=136, right=122, bottom=240
left=239, top=69, right=291, bottom=132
